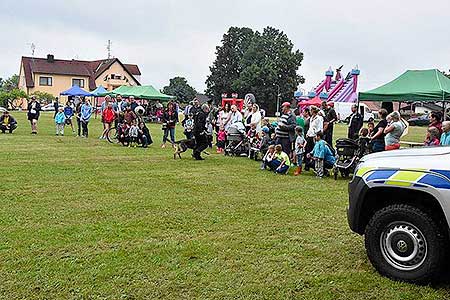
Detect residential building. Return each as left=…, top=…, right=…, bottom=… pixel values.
left=18, top=54, right=141, bottom=97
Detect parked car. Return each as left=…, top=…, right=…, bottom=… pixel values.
left=41, top=103, right=63, bottom=112
left=348, top=147, right=450, bottom=283
left=408, top=115, right=430, bottom=126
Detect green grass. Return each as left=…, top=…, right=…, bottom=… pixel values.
left=0, top=112, right=448, bottom=299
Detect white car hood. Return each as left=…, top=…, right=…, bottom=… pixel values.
left=359, top=146, right=450, bottom=171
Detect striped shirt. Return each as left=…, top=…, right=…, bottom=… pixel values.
left=275, top=113, right=291, bottom=138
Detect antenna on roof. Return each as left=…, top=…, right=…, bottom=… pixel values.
left=107, top=40, right=112, bottom=59
left=27, top=43, right=36, bottom=56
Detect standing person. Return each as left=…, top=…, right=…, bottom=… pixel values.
left=322, top=101, right=337, bottom=147
left=275, top=102, right=296, bottom=156
left=100, top=102, right=116, bottom=139
left=309, top=131, right=326, bottom=178
left=80, top=99, right=93, bottom=138
left=124, top=106, right=137, bottom=125
left=305, top=106, right=323, bottom=170
left=440, top=121, right=450, bottom=146
left=53, top=97, right=60, bottom=118
left=55, top=107, right=65, bottom=136
left=64, top=101, right=75, bottom=134
left=295, top=108, right=305, bottom=131
left=75, top=98, right=83, bottom=136
left=219, top=103, right=232, bottom=131
left=161, top=102, right=178, bottom=148
left=370, top=109, right=388, bottom=152
left=27, top=96, right=41, bottom=134
left=189, top=97, right=201, bottom=117
left=384, top=111, right=405, bottom=151
left=129, top=96, right=138, bottom=112
left=216, top=125, right=227, bottom=153
left=348, top=104, right=363, bottom=140
left=303, top=108, right=311, bottom=135
left=193, top=104, right=209, bottom=160
left=293, top=127, right=306, bottom=176
left=0, top=111, right=17, bottom=134
left=183, top=114, right=195, bottom=139
left=250, top=104, right=262, bottom=133
left=244, top=103, right=254, bottom=131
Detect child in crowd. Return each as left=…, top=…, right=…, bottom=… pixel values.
left=216, top=125, right=227, bottom=153
left=310, top=131, right=326, bottom=178
left=259, top=126, right=273, bottom=157
left=359, top=127, right=369, bottom=138
left=206, top=118, right=214, bottom=149
left=424, top=127, right=440, bottom=146
left=55, top=107, right=66, bottom=136
left=261, top=144, right=275, bottom=170
left=183, top=113, right=194, bottom=139
left=294, top=127, right=306, bottom=176
left=271, top=144, right=291, bottom=174
left=247, top=123, right=260, bottom=159
left=64, top=101, right=75, bottom=133
left=129, top=120, right=139, bottom=147
left=118, top=122, right=130, bottom=146
left=367, top=122, right=375, bottom=137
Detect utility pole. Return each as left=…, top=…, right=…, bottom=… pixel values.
left=27, top=43, right=36, bottom=56
left=275, top=84, right=281, bottom=117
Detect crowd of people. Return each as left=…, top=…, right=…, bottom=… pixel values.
left=3, top=94, right=450, bottom=176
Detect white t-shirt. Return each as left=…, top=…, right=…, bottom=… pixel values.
left=307, top=115, right=324, bottom=137
left=295, top=135, right=306, bottom=154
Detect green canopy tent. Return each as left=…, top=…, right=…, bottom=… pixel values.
left=359, top=69, right=450, bottom=102
left=106, top=85, right=174, bottom=101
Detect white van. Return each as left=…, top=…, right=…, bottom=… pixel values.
left=334, top=102, right=375, bottom=123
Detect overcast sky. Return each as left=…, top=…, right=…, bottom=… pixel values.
left=1, top=0, right=449, bottom=94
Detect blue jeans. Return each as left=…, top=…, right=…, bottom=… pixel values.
left=269, top=159, right=289, bottom=174
left=296, top=153, right=303, bottom=166
left=371, top=140, right=385, bottom=153
left=163, top=127, right=175, bottom=144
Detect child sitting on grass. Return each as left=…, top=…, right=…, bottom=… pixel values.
left=55, top=107, right=65, bottom=136
left=270, top=144, right=290, bottom=174
left=216, top=125, right=226, bottom=153
left=294, top=126, right=306, bottom=176
left=261, top=144, right=275, bottom=170
left=118, top=122, right=130, bottom=146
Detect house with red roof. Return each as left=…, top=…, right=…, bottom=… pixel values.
left=18, top=54, right=141, bottom=97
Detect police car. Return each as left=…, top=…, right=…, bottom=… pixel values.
left=348, top=146, right=450, bottom=283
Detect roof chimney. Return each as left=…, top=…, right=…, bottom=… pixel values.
left=47, top=54, right=55, bottom=63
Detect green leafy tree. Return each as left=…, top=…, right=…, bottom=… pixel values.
left=0, top=74, right=19, bottom=93
left=30, top=91, right=55, bottom=104
left=162, top=77, right=197, bottom=104
left=206, top=26, right=304, bottom=115
left=0, top=88, right=27, bottom=107
left=205, top=27, right=255, bottom=103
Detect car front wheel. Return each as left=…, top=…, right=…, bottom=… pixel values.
left=365, top=204, right=448, bottom=284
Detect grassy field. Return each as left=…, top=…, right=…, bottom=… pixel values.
left=0, top=112, right=448, bottom=299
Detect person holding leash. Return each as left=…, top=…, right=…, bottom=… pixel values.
left=193, top=104, right=209, bottom=160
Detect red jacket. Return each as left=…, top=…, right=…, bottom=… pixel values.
left=102, top=107, right=116, bottom=123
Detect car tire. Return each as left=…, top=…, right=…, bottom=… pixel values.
left=364, top=204, right=448, bottom=284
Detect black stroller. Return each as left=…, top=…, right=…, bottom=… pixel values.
left=224, top=124, right=248, bottom=156
left=333, top=137, right=370, bottom=180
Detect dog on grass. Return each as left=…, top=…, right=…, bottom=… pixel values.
left=173, top=139, right=210, bottom=159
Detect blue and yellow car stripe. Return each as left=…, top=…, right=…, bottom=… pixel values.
left=356, top=167, right=450, bottom=190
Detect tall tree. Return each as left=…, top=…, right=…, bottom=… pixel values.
left=162, top=77, right=197, bottom=104
left=206, top=27, right=304, bottom=115
left=205, top=27, right=255, bottom=103
left=0, top=74, right=19, bottom=93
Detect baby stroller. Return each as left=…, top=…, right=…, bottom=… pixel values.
left=333, top=137, right=370, bottom=180
left=224, top=123, right=248, bottom=156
